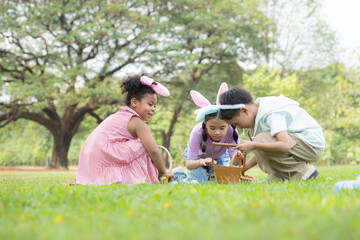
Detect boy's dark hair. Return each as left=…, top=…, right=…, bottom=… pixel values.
left=201, top=111, right=239, bottom=153
left=121, top=74, right=156, bottom=106
left=219, top=87, right=253, bottom=120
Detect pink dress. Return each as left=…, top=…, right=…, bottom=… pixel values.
left=64, top=106, right=159, bottom=185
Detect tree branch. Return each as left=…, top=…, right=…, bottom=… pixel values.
left=0, top=109, right=56, bottom=135
left=101, top=47, right=148, bottom=80
left=62, top=103, right=78, bottom=131
left=0, top=113, right=12, bottom=128
left=41, top=104, right=61, bottom=123
left=88, top=110, right=103, bottom=124
left=98, top=32, right=144, bottom=77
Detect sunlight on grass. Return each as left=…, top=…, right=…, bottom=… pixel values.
left=1, top=166, right=359, bottom=240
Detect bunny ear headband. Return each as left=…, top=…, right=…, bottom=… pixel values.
left=191, top=82, right=245, bottom=122
left=140, top=76, right=170, bottom=97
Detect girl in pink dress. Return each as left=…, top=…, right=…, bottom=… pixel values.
left=65, top=75, right=173, bottom=185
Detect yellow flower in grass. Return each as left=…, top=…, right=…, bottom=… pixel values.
left=190, top=189, right=197, bottom=193
left=219, top=190, right=225, bottom=194
left=54, top=215, right=62, bottom=223
left=250, top=203, right=258, bottom=209
left=128, top=210, right=135, bottom=216
left=163, top=203, right=171, bottom=208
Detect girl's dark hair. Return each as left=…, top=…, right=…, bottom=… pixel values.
left=219, top=87, right=253, bottom=120
left=201, top=111, right=239, bottom=153
left=120, top=74, right=156, bottom=106
left=231, top=124, right=239, bottom=144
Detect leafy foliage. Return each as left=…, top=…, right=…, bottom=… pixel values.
left=0, top=0, right=358, bottom=167
left=0, top=0, right=166, bottom=167
left=0, top=120, right=51, bottom=166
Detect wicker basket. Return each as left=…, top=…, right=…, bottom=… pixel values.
left=211, top=142, right=256, bottom=184
left=158, top=145, right=172, bottom=172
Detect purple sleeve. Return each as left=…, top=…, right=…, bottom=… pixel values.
left=187, top=124, right=202, bottom=160
left=228, top=146, right=235, bottom=158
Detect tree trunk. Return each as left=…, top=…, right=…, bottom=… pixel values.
left=50, top=132, right=73, bottom=169
left=162, top=105, right=182, bottom=168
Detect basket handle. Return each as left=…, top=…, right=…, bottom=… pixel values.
left=157, top=145, right=172, bottom=172
left=229, top=153, right=237, bottom=166
left=211, top=142, right=238, bottom=173
left=241, top=154, right=246, bottom=175
left=229, top=150, right=246, bottom=175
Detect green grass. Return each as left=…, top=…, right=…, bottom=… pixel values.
left=1, top=166, right=360, bottom=240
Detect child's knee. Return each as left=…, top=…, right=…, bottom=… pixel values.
left=188, top=167, right=208, bottom=183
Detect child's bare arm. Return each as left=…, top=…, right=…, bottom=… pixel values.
left=128, top=117, right=167, bottom=175
left=235, top=130, right=291, bottom=154
left=244, top=155, right=257, bottom=172
left=186, top=158, right=216, bottom=169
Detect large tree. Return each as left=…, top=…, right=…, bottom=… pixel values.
left=2, top=0, right=334, bottom=168
left=1, top=0, right=272, bottom=168
left=148, top=0, right=271, bottom=154
left=0, top=0, right=159, bottom=168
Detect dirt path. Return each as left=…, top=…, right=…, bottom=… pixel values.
left=0, top=166, right=77, bottom=172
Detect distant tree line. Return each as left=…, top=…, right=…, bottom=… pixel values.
left=1, top=0, right=358, bottom=168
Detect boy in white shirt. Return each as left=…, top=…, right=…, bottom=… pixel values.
left=219, top=87, right=324, bottom=181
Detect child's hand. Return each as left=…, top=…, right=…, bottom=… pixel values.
left=235, top=140, right=254, bottom=155
left=202, top=158, right=216, bottom=166
left=231, top=150, right=243, bottom=166
left=158, top=172, right=174, bottom=183
left=235, top=150, right=244, bottom=158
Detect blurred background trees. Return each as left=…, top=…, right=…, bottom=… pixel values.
left=1, top=0, right=359, bottom=168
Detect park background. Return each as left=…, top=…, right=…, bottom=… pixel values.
left=1, top=0, right=360, bottom=169
left=1, top=1, right=360, bottom=240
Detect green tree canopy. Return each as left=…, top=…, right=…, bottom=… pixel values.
left=0, top=0, right=161, bottom=168
left=0, top=0, right=342, bottom=168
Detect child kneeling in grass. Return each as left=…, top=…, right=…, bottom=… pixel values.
left=219, top=87, right=325, bottom=181
left=172, top=83, right=239, bottom=183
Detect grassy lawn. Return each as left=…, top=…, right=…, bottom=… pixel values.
left=1, top=165, right=360, bottom=240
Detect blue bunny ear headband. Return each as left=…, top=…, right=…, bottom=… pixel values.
left=190, top=82, right=245, bottom=122
left=194, top=104, right=245, bottom=122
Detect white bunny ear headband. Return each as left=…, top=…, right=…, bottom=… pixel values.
left=190, top=82, right=245, bottom=122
